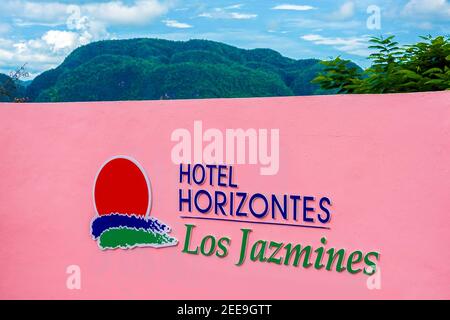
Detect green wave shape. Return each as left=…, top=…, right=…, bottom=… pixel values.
left=98, top=227, right=178, bottom=250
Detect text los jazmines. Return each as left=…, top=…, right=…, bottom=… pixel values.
left=178, top=164, right=380, bottom=275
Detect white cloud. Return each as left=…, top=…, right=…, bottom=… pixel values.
left=5, top=1, right=69, bottom=24
left=225, top=4, right=244, bottom=10
left=198, top=7, right=257, bottom=19
left=229, top=12, right=257, bottom=19
left=0, top=48, right=14, bottom=61
left=271, top=4, right=316, bottom=11
left=199, top=11, right=257, bottom=19
left=403, top=0, right=450, bottom=18
left=163, top=19, right=192, bottom=28
left=12, top=20, right=64, bottom=28
left=5, top=0, right=171, bottom=26
left=65, top=5, right=109, bottom=44
left=0, top=36, right=64, bottom=76
left=301, top=34, right=371, bottom=57
left=83, top=0, right=170, bottom=25
left=331, top=1, right=355, bottom=20
left=289, top=17, right=362, bottom=30
left=42, top=30, right=80, bottom=52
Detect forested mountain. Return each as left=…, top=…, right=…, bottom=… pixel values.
left=25, top=38, right=343, bottom=102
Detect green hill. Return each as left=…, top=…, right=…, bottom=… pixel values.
left=27, top=38, right=344, bottom=102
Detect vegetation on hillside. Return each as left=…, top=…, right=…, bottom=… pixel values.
left=26, top=38, right=337, bottom=102
left=0, top=64, right=29, bottom=102
left=313, top=35, right=450, bottom=94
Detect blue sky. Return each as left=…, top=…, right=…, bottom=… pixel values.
left=0, top=0, right=449, bottom=78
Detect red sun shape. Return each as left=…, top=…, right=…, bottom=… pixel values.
left=94, top=157, right=150, bottom=217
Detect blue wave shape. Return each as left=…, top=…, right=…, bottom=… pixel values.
left=91, top=213, right=171, bottom=239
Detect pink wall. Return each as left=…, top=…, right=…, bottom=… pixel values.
left=0, top=92, right=449, bottom=299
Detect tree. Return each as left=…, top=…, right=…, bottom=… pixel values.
left=310, top=57, right=363, bottom=94
left=312, top=35, right=450, bottom=93
left=0, top=64, right=29, bottom=102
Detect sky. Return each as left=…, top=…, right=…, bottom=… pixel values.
left=0, top=0, right=449, bottom=78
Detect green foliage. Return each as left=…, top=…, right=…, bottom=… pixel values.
left=37, top=55, right=157, bottom=102
left=311, top=57, right=363, bottom=94
left=313, top=35, right=450, bottom=94
left=0, top=73, right=27, bottom=102
left=28, top=38, right=336, bottom=102
left=26, top=68, right=61, bottom=101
